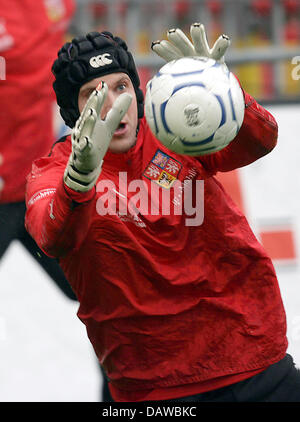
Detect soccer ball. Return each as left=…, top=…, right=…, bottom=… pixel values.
left=145, top=56, right=245, bottom=156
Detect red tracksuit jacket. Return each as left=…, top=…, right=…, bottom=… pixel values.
left=25, top=91, right=288, bottom=401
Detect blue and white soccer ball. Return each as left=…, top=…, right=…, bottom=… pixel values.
left=145, top=57, right=245, bottom=156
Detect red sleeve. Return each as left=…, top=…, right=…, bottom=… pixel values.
left=25, top=138, right=96, bottom=258
left=198, top=89, right=278, bottom=174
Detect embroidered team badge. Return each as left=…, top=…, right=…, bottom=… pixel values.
left=143, top=149, right=182, bottom=188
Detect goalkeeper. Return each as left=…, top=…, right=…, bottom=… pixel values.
left=25, top=24, right=300, bottom=402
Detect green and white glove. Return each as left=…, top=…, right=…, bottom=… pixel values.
left=151, top=22, right=230, bottom=66
left=64, top=82, right=132, bottom=192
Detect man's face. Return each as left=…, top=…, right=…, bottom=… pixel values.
left=78, top=72, right=138, bottom=153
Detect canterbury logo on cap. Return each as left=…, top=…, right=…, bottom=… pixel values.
left=89, top=53, right=113, bottom=68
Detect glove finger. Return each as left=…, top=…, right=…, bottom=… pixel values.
left=77, top=110, right=97, bottom=152
left=210, top=34, right=231, bottom=61
left=104, top=92, right=133, bottom=135
left=151, top=40, right=182, bottom=62
left=167, top=28, right=195, bottom=57
left=190, top=23, right=211, bottom=57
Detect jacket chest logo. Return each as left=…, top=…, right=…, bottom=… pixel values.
left=143, top=149, right=182, bottom=188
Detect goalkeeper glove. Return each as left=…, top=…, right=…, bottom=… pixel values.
left=64, top=82, right=132, bottom=192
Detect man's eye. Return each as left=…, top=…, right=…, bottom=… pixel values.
left=118, top=83, right=127, bottom=91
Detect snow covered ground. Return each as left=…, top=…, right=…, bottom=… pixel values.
left=0, top=242, right=101, bottom=402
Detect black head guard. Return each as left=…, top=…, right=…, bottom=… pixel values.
left=52, top=31, right=144, bottom=128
